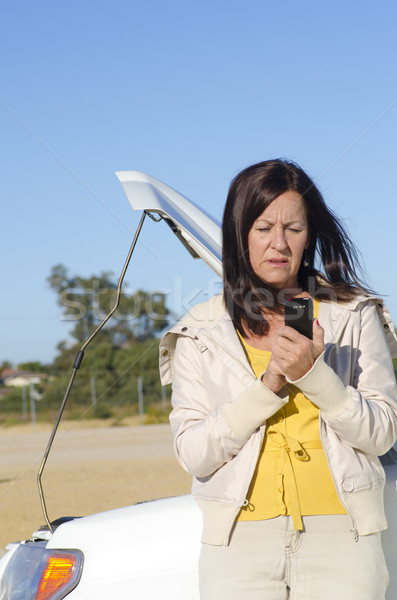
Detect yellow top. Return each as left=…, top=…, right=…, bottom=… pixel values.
left=237, top=300, right=346, bottom=529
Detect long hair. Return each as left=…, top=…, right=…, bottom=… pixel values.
left=222, top=159, right=371, bottom=337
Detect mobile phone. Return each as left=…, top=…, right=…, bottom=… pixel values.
left=284, top=297, right=313, bottom=340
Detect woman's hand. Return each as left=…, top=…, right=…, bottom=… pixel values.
left=271, top=319, right=325, bottom=381
left=261, top=358, right=286, bottom=394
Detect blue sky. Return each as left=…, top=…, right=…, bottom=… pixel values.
left=1, top=0, right=396, bottom=366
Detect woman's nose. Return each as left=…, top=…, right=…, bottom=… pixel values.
left=270, top=227, right=287, bottom=250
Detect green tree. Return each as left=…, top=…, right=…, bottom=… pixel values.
left=47, top=264, right=170, bottom=344
left=38, top=265, right=172, bottom=422
left=17, top=361, right=48, bottom=373
left=0, top=360, right=12, bottom=372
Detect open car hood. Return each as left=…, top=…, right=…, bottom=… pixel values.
left=116, top=171, right=222, bottom=277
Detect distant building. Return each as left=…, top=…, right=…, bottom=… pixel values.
left=0, top=368, right=46, bottom=388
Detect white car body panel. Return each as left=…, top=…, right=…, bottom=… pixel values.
left=45, top=496, right=201, bottom=599
left=0, top=170, right=396, bottom=599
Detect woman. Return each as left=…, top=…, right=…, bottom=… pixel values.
left=160, top=159, right=397, bottom=599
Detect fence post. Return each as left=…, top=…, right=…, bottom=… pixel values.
left=90, top=376, right=97, bottom=407
left=21, top=385, right=28, bottom=422
left=137, top=376, right=144, bottom=425
left=30, top=383, right=36, bottom=430
left=161, top=384, right=167, bottom=413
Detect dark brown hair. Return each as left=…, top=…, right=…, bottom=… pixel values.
left=222, top=159, right=371, bottom=337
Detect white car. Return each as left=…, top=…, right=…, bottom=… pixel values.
left=0, top=172, right=396, bottom=599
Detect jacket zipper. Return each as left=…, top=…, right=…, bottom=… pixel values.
left=319, top=418, right=359, bottom=541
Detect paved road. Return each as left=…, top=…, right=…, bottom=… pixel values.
left=0, top=422, right=191, bottom=548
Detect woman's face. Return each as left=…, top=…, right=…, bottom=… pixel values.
left=247, top=190, right=310, bottom=290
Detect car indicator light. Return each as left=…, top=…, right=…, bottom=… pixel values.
left=36, top=553, right=78, bottom=600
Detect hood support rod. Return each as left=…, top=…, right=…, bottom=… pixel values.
left=37, top=211, right=148, bottom=533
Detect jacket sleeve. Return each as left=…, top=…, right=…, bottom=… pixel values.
left=169, top=335, right=288, bottom=478
left=287, top=301, right=397, bottom=455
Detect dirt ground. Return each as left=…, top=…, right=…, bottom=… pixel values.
left=0, top=420, right=191, bottom=549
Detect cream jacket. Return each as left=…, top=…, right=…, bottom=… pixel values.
left=160, top=294, right=397, bottom=546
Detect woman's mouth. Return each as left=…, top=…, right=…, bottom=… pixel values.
left=267, top=258, right=288, bottom=267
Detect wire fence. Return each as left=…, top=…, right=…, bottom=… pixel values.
left=0, top=368, right=171, bottom=427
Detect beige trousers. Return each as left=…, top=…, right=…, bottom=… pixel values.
left=199, top=515, right=388, bottom=600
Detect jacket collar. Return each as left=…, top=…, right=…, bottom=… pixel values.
left=319, top=294, right=397, bottom=357
left=167, top=292, right=396, bottom=354
left=160, top=293, right=397, bottom=386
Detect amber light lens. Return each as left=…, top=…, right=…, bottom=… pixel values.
left=36, top=553, right=78, bottom=600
